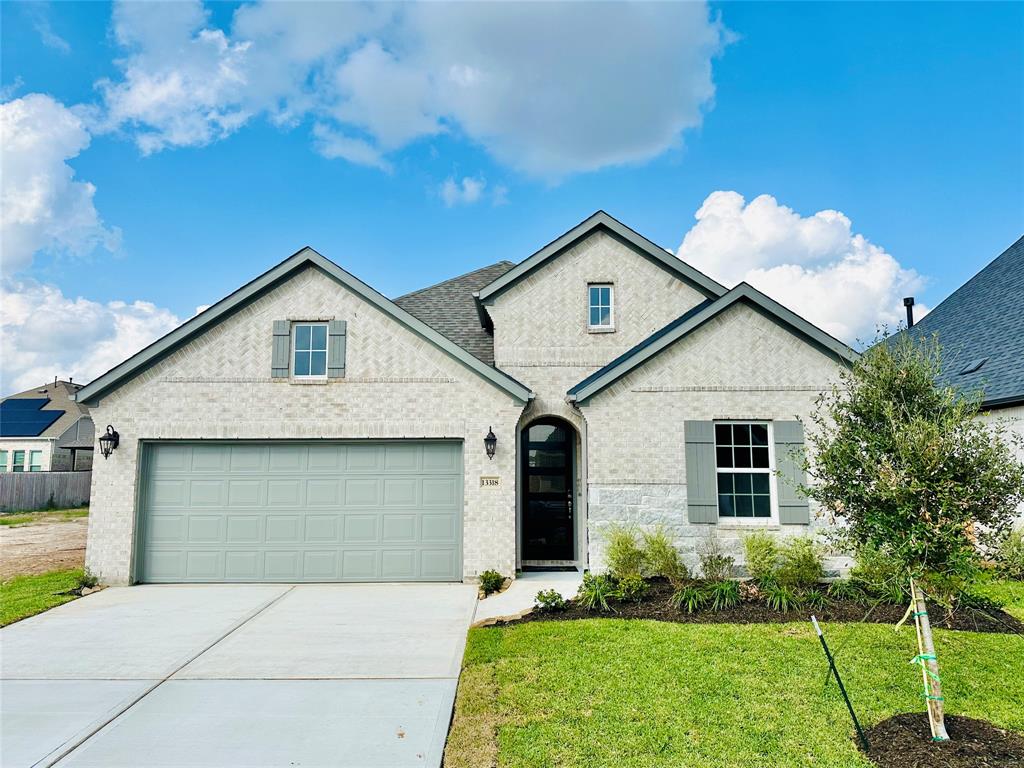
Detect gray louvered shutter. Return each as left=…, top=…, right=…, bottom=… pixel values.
left=271, top=321, right=290, bottom=378
left=774, top=420, right=810, bottom=525
left=327, top=320, right=347, bottom=379
left=684, top=421, right=718, bottom=524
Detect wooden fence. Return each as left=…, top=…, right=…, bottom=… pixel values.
left=0, top=471, right=92, bottom=512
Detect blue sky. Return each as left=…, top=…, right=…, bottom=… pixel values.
left=1, top=1, right=1022, bottom=391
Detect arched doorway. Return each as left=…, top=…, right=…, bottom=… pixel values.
left=520, top=417, right=576, bottom=561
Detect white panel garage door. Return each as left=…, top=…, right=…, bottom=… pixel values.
left=137, top=441, right=463, bottom=582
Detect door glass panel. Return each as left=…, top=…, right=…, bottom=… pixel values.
left=529, top=449, right=565, bottom=468
left=528, top=424, right=565, bottom=444
left=529, top=475, right=566, bottom=494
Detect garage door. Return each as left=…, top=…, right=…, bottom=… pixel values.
left=137, top=441, right=462, bottom=582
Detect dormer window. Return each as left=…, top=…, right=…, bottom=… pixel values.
left=588, top=284, right=614, bottom=331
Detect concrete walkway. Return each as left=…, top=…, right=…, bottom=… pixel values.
left=473, top=571, right=582, bottom=625
left=1, top=583, right=477, bottom=768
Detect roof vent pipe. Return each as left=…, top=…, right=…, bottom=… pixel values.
left=903, top=297, right=915, bottom=329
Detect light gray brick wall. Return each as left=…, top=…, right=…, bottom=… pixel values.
left=86, top=266, right=523, bottom=584
left=582, top=302, right=851, bottom=574
left=980, top=404, right=1024, bottom=525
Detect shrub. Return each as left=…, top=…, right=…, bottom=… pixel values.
left=670, top=585, right=708, bottom=614
left=850, top=542, right=906, bottom=602
left=534, top=589, right=568, bottom=613
left=478, top=570, right=505, bottom=596
left=697, top=536, right=734, bottom=582
left=77, top=569, right=99, bottom=590
left=802, top=588, right=828, bottom=610
left=763, top=583, right=801, bottom=612
left=707, top=579, right=740, bottom=610
left=996, top=528, right=1024, bottom=581
left=613, top=573, right=649, bottom=603
left=577, top=573, right=615, bottom=612
left=604, top=526, right=647, bottom=580
left=642, top=528, right=690, bottom=587
left=777, top=537, right=824, bottom=590
left=827, top=579, right=865, bottom=603
left=743, top=531, right=780, bottom=585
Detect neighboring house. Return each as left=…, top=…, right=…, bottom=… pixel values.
left=0, top=380, right=95, bottom=474
left=902, top=234, right=1024, bottom=523
left=77, top=212, right=857, bottom=585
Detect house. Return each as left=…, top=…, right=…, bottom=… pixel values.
left=77, top=212, right=857, bottom=585
left=902, top=233, right=1024, bottom=521
left=0, top=379, right=94, bottom=473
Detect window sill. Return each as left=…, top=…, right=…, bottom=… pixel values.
left=587, top=326, right=616, bottom=334
left=716, top=521, right=784, bottom=530
left=288, top=378, right=330, bottom=385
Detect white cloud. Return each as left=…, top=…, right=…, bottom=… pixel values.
left=676, top=191, right=927, bottom=344
left=439, top=176, right=486, bottom=207
left=0, top=93, right=120, bottom=274
left=97, top=1, right=728, bottom=176
left=0, top=279, right=180, bottom=393
left=27, top=3, right=71, bottom=54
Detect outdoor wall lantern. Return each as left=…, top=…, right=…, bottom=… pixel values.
left=98, top=425, right=120, bottom=459
left=484, top=427, right=497, bottom=460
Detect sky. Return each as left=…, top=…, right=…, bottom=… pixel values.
left=1, top=1, right=1022, bottom=393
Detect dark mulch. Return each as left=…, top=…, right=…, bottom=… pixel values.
left=861, top=713, right=1024, bottom=768
left=503, top=580, right=1023, bottom=634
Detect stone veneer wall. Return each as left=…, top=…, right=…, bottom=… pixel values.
left=581, top=302, right=851, bottom=576
left=86, top=265, right=524, bottom=584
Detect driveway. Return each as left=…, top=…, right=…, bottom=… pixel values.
left=1, top=583, right=478, bottom=768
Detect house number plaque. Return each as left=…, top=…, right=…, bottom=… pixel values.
left=480, top=476, right=501, bottom=488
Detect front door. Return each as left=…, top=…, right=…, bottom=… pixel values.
left=521, top=419, right=574, bottom=561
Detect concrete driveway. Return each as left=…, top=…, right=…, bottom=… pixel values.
left=1, top=583, right=477, bottom=768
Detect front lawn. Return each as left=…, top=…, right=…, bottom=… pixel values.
left=0, top=507, right=89, bottom=526
left=0, top=568, right=85, bottom=626
left=446, top=618, right=1024, bottom=768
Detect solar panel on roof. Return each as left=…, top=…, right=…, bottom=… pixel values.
left=0, top=398, right=64, bottom=437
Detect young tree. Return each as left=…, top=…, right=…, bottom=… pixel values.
left=800, top=333, right=1024, bottom=740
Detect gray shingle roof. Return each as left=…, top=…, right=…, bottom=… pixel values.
left=394, top=261, right=515, bottom=365
left=905, top=234, right=1024, bottom=407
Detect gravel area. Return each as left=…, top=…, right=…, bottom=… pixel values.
left=0, top=518, right=87, bottom=579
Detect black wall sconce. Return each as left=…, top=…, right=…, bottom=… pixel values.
left=484, top=427, right=497, bottom=460
left=98, top=425, right=120, bottom=459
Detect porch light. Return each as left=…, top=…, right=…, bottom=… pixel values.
left=484, top=427, right=497, bottom=460
left=98, top=425, right=120, bottom=459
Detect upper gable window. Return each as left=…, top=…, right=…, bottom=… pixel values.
left=588, top=284, right=614, bottom=331
left=292, top=322, right=328, bottom=378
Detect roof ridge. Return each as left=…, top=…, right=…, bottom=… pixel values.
left=394, top=260, right=516, bottom=302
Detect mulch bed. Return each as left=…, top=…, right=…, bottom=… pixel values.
left=499, top=580, right=1023, bottom=634
left=861, top=713, right=1024, bottom=768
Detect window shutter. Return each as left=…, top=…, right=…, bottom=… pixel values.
left=271, top=320, right=290, bottom=378
left=684, top=421, right=718, bottom=524
left=774, top=420, right=810, bottom=525
left=327, top=320, right=347, bottom=379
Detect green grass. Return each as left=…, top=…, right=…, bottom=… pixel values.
left=0, top=507, right=89, bottom=526
left=0, top=569, right=84, bottom=626
left=975, top=576, right=1024, bottom=618
left=446, top=619, right=1024, bottom=768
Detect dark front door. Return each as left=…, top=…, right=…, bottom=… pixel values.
left=521, top=419, right=574, bottom=561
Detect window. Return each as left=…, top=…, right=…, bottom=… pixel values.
left=715, top=422, right=773, bottom=520
left=29, top=450, right=42, bottom=472
left=292, top=323, right=328, bottom=378
left=12, top=450, right=25, bottom=472
left=0, top=450, right=7, bottom=472
left=588, top=284, right=614, bottom=329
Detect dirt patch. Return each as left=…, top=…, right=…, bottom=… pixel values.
left=0, top=518, right=87, bottom=579
left=861, top=713, right=1024, bottom=768
left=497, top=580, right=1023, bottom=634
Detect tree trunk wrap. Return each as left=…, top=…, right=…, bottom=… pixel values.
left=911, top=579, right=950, bottom=741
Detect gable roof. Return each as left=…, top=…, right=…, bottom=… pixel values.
left=1, top=380, right=90, bottom=439
left=474, top=211, right=727, bottom=312
left=75, top=248, right=533, bottom=406
left=902, top=234, right=1024, bottom=408
left=567, top=282, right=859, bottom=404
left=394, top=261, right=514, bottom=365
